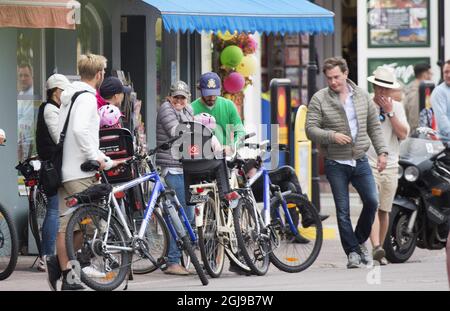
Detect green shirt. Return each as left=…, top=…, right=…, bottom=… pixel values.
left=191, top=96, right=245, bottom=146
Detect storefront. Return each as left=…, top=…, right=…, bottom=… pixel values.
left=0, top=0, right=334, bottom=253
left=0, top=0, right=162, bottom=252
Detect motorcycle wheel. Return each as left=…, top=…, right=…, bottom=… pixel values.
left=384, top=205, right=417, bottom=263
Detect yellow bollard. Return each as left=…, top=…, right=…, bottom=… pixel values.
left=294, top=105, right=312, bottom=200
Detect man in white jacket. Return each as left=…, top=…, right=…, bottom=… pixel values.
left=45, top=54, right=118, bottom=291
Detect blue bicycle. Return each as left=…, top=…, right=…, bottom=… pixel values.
left=64, top=134, right=208, bottom=291
left=229, top=140, right=323, bottom=274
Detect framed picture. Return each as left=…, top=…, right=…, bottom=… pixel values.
left=285, top=34, right=300, bottom=46
left=284, top=47, right=300, bottom=66
left=367, top=0, right=430, bottom=48
left=367, top=57, right=430, bottom=92
left=285, top=67, right=300, bottom=86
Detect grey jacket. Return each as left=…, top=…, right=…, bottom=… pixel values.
left=305, top=80, right=388, bottom=160
left=156, top=101, right=194, bottom=168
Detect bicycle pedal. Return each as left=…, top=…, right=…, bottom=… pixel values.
left=157, top=257, right=168, bottom=271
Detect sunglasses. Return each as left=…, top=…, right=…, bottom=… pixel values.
left=379, top=107, right=386, bottom=123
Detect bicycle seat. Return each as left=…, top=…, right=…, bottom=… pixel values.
left=68, top=184, right=112, bottom=205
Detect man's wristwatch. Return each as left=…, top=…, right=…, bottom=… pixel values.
left=387, top=111, right=395, bottom=118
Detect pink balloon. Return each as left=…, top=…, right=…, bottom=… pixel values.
left=223, top=72, right=245, bottom=94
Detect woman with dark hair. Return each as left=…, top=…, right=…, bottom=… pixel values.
left=35, top=74, right=70, bottom=272
left=156, top=81, right=194, bottom=275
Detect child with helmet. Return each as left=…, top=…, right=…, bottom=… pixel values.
left=98, top=104, right=122, bottom=129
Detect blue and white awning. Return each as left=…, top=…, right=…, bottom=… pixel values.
left=142, top=0, right=334, bottom=34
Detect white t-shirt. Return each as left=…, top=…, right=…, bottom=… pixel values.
left=367, top=99, right=410, bottom=169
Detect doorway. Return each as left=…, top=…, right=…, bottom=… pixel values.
left=341, top=0, right=358, bottom=83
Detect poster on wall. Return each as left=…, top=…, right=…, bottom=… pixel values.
left=367, top=0, right=429, bottom=47
left=367, top=57, right=430, bottom=92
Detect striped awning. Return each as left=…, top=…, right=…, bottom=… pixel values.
left=142, top=0, right=334, bottom=34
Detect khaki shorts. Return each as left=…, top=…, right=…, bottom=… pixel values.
left=372, top=167, right=398, bottom=213
left=58, top=176, right=99, bottom=233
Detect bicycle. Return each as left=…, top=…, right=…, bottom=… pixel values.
left=230, top=140, right=323, bottom=274
left=0, top=137, right=19, bottom=280
left=182, top=132, right=254, bottom=278
left=64, top=134, right=208, bottom=291
left=15, top=157, right=48, bottom=270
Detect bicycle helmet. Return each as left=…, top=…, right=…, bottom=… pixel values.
left=194, top=113, right=217, bottom=130
left=99, top=104, right=122, bottom=128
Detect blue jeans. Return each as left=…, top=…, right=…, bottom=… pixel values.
left=325, top=157, right=378, bottom=255
left=41, top=194, right=59, bottom=256
left=164, top=173, right=195, bottom=264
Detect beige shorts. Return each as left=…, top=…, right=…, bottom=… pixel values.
left=372, top=167, right=398, bottom=213
left=58, top=176, right=99, bottom=233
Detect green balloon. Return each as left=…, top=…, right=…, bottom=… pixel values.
left=220, top=45, right=244, bottom=68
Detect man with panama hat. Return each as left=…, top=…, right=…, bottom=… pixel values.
left=367, top=66, right=410, bottom=265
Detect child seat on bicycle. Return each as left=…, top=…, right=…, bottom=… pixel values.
left=178, top=121, right=231, bottom=202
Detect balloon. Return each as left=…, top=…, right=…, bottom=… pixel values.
left=236, top=54, right=258, bottom=77
left=223, top=72, right=245, bottom=94
left=217, top=31, right=237, bottom=41
left=220, top=45, right=244, bottom=68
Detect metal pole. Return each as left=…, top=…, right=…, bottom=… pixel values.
left=438, top=0, right=445, bottom=84
left=307, top=28, right=321, bottom=212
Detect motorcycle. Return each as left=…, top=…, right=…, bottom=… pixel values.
left=384, top=128, right=450, bottom=263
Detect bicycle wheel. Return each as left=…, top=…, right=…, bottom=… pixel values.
left=65, top=206, right=132, bottom=291
left=30, top=188, right=47, bottom=256
left=132, top=209, right=169, bottom=274
left=269, top=193, right=323, bottom=273
left=198, top=197, right=225, bottom=278
left=233, top=197, right=270, bottom=276
left=0, top=204, right=19, bottom=280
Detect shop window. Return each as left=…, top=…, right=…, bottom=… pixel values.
left=17, top=30, right=43, bottom=161
left=76, top=3, right=103, bottom=65
left=17, top=29, right=44, bottom=194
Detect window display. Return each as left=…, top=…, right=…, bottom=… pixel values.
left=367, top=0, right=429, bottom=47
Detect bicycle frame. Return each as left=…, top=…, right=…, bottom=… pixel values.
left=245, top=166, right=299, bottom=236
left=91, top=169, right=197, bottom=254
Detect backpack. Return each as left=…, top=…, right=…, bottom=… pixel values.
left=40, top=91, right=89, bottom=195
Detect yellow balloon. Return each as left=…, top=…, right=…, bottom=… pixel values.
left=236, top=54, right=258, bottom=77
left=217, top=30, right=237, bottom=41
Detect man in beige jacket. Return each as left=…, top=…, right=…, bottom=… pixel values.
left=306, top=57, right=388, bottom=269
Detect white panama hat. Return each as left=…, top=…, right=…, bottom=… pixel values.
left=367, top=66, right=401, bottom=89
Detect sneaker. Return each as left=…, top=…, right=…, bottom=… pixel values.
left=37, top=258, right=46, bottom=272
left=290, top=234, right=310, bottom=244
left=163, top=263, right=190, bottom=275
left=347, top=252, right=361, bottom=269
left=379, top=257, right=389, bottom=266
left=359, top=244, right=373, bottom=265
left=82, top=265, right=107, bottom=278
left=45, top=255, right=61, bottom=291
left=372, top=245, right=386, bottom=262
left=61, top=277, right=86, bottom=291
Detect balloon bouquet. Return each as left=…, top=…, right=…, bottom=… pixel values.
left=214, top=31, right=258, bottom=119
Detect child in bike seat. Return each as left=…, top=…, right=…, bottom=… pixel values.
left=99, top=104, right=123, bottom=129
left=193, top=112, right=223, bottom=156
